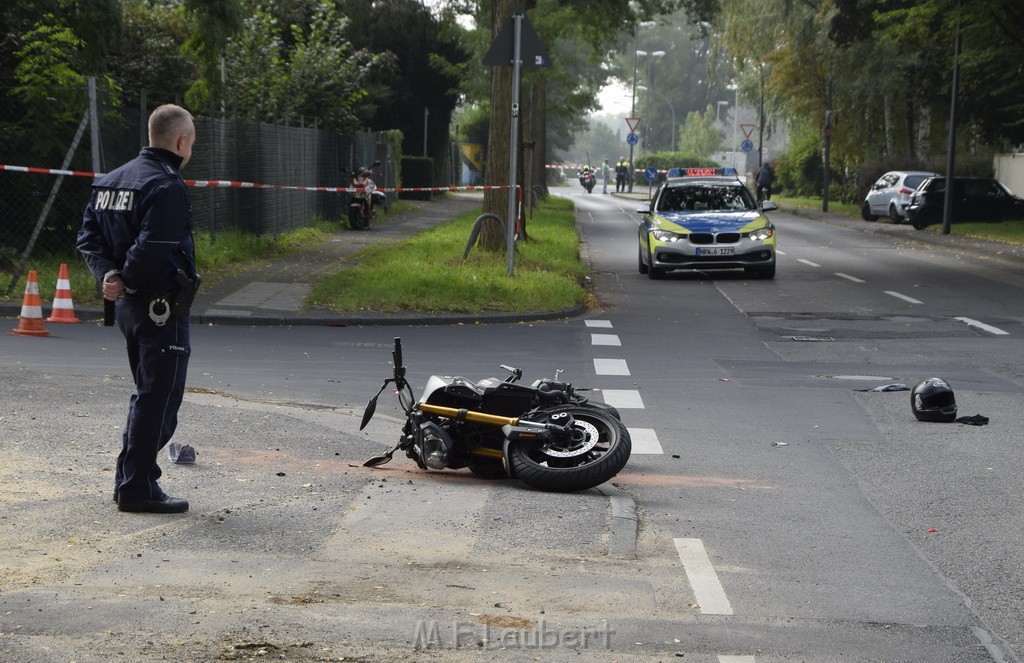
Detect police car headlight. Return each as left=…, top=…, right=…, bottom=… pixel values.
left=652, top=229, right=684, bottom=242
left=749, top=227, right=774, bottom=241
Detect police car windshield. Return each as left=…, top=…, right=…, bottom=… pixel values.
left=657, top=183, right=756, bottom=213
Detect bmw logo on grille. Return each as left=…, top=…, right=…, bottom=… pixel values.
left=711, top=227, right=719, bottom=233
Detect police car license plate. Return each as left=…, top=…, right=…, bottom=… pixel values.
left=696, top=247, right=734, bottom=256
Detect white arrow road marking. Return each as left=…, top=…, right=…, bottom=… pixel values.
left=601, top=389, right=645, bottom=409
left=673, top=538, right=734, bottom=615
left=835, top=272, right=864, bottom=283
left=591, top=333, right=621, bottom=346
left=626, top=428, right=663, bottom=454
left=594, top=358, right=630, bottom=375
left=956, top=317, right=1010, bottom=335
left=585, top=319, right=613, bottom=328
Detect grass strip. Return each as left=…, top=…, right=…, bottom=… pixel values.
left=305, top=197, right=586, bottom=314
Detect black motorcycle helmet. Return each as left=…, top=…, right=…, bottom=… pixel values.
left=911, top=377, right=957, bottom=422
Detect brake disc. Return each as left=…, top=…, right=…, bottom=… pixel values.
left=540, top=419, right=600, bottom=458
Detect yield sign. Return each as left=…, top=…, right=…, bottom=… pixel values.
left=626, top=117, right=641, bottom=133
left=740, top=123, right=756, bottom=139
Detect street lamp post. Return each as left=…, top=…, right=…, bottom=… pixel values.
left=637, top=85, right=675, bottom=152
left=727, top=83, right=739, bottom=172
left=716, top=100, right=729, bottom=124
left=635, top=50, right=665, bottom=151
left=628, top=22, right=657, bottom=192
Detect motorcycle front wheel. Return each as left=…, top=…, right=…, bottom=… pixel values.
left=350, top=201, right=370, bottom=230
left=509, top=406, right=631, bottom=493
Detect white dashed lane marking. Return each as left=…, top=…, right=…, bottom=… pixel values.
left=591, top=333, right=621, bottom=346
left=835, top=272, right=864, bottom=283
left=594, top=358, right=630, bottom=375
left=626, top=428, right=663, bottom=454
left=956, top=317, right=1010, bottom=335
left=673, top=538, right=734, bottom=615
left=797, top=258, right=821, bottom=267
left=885, top=290, right=923, bottom=304
left=585, top=319, right=613, bottom=328
left=601, top=389, right=645, bottom=409
left=719, top=656, right=756, bottom=663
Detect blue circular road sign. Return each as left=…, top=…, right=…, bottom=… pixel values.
left=627, top=133, right=639, bottom=145
left=741, top=139, right=754, bottom=152
left=643, top=167, right=659, bottom=182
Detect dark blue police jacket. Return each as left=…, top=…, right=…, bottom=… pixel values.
left=77, top=147, right=196, bottom=297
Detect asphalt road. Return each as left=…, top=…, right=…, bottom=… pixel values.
left=1, top=181, right=1022, bottom=662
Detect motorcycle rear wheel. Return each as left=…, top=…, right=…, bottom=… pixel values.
left=509, top=406, right=630, bottom=493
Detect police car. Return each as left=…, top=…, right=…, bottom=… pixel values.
left=636, top=167, right=777, bottom=279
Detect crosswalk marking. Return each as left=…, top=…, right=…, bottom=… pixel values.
left=601, top=389, right=645, bottom=409
left=594, top=358, right=630, bottom=375
left=673, top=538, right=734, bottom=615
left=626, top=428, right=663, bottom=454
left=591, top=333, right=621, bottom=346
left=585, top=319, right=613, bottom=328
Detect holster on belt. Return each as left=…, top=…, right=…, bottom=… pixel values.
left=171, top=269, right=201, bottom=318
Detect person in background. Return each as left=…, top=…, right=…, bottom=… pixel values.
left=756, top=161, right=776, bottom=202
left=601, top=157, right=612, bottom=194
left=615, top=156, right=629, bottom=193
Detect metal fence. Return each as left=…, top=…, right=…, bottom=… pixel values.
left=1, top=85, right=391, bottom=290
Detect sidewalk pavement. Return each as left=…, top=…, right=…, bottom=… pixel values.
left=4, top=193, right=1024, bottom=327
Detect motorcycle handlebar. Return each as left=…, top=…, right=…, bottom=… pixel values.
left=393, top=337, right=403, bottom=376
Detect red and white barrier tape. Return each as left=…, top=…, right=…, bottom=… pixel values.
left=0, top=163, right=511, bottom=193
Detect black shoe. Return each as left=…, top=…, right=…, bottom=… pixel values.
left=118, top=495, right=189, bottom=514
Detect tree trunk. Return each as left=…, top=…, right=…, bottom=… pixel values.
left=480, top=0, right=516, bottom=252
left=883, top=93, right=893, bottom=156
left=917, top=104, right=931, bottom=162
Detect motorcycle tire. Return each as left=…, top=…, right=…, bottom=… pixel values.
left=348, top=205, right=364, bottom=230
left=508, top=406, right=631, bottom=493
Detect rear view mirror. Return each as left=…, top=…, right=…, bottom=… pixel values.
left=636, top=204, right=652, bottom=214
left=760, top=201, right=778, bottom=212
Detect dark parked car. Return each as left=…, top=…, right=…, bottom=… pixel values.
left=906, top=176, right=1024, bottom=229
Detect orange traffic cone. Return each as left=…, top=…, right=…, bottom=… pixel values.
left=46, top=263, right=82, bottom=323
left=11, top=270, right=52, bottom=337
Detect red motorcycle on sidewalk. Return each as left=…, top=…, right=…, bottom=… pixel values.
left=342, top=160, right=386, bottom=230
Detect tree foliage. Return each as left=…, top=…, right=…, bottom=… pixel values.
left=677, top=105, right=722, bottom=157
left=222, top=0, right=392, bottom=131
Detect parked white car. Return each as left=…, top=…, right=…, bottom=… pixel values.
left=862, top=170, right=939, bottom=223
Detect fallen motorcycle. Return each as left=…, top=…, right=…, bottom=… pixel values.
left=360, top=338, right=631, bottom=492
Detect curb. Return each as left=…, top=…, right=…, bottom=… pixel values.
left=596, top=482, right=638, bottom=558
left=1, top=303, right=589, bottom=327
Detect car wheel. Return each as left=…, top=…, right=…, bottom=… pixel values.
left=647, top=264, right=664, bottom=280
left=861, top=202, right=877, bottom=222
left=638, top=245, right=648, bottom=274
left=888, top=204, right=902, bottom=224
left=912, top=209, right=936, bottom=230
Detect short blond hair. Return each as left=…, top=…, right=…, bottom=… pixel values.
left=148, top=104, right=194, bottom=147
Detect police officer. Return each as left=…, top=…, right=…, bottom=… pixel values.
left=615, top=156, right=629, bottom=193
left=77, top=104, right=198, bottom=514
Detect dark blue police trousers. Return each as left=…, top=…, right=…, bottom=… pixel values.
left=114, top=297, right=190, bottom=502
